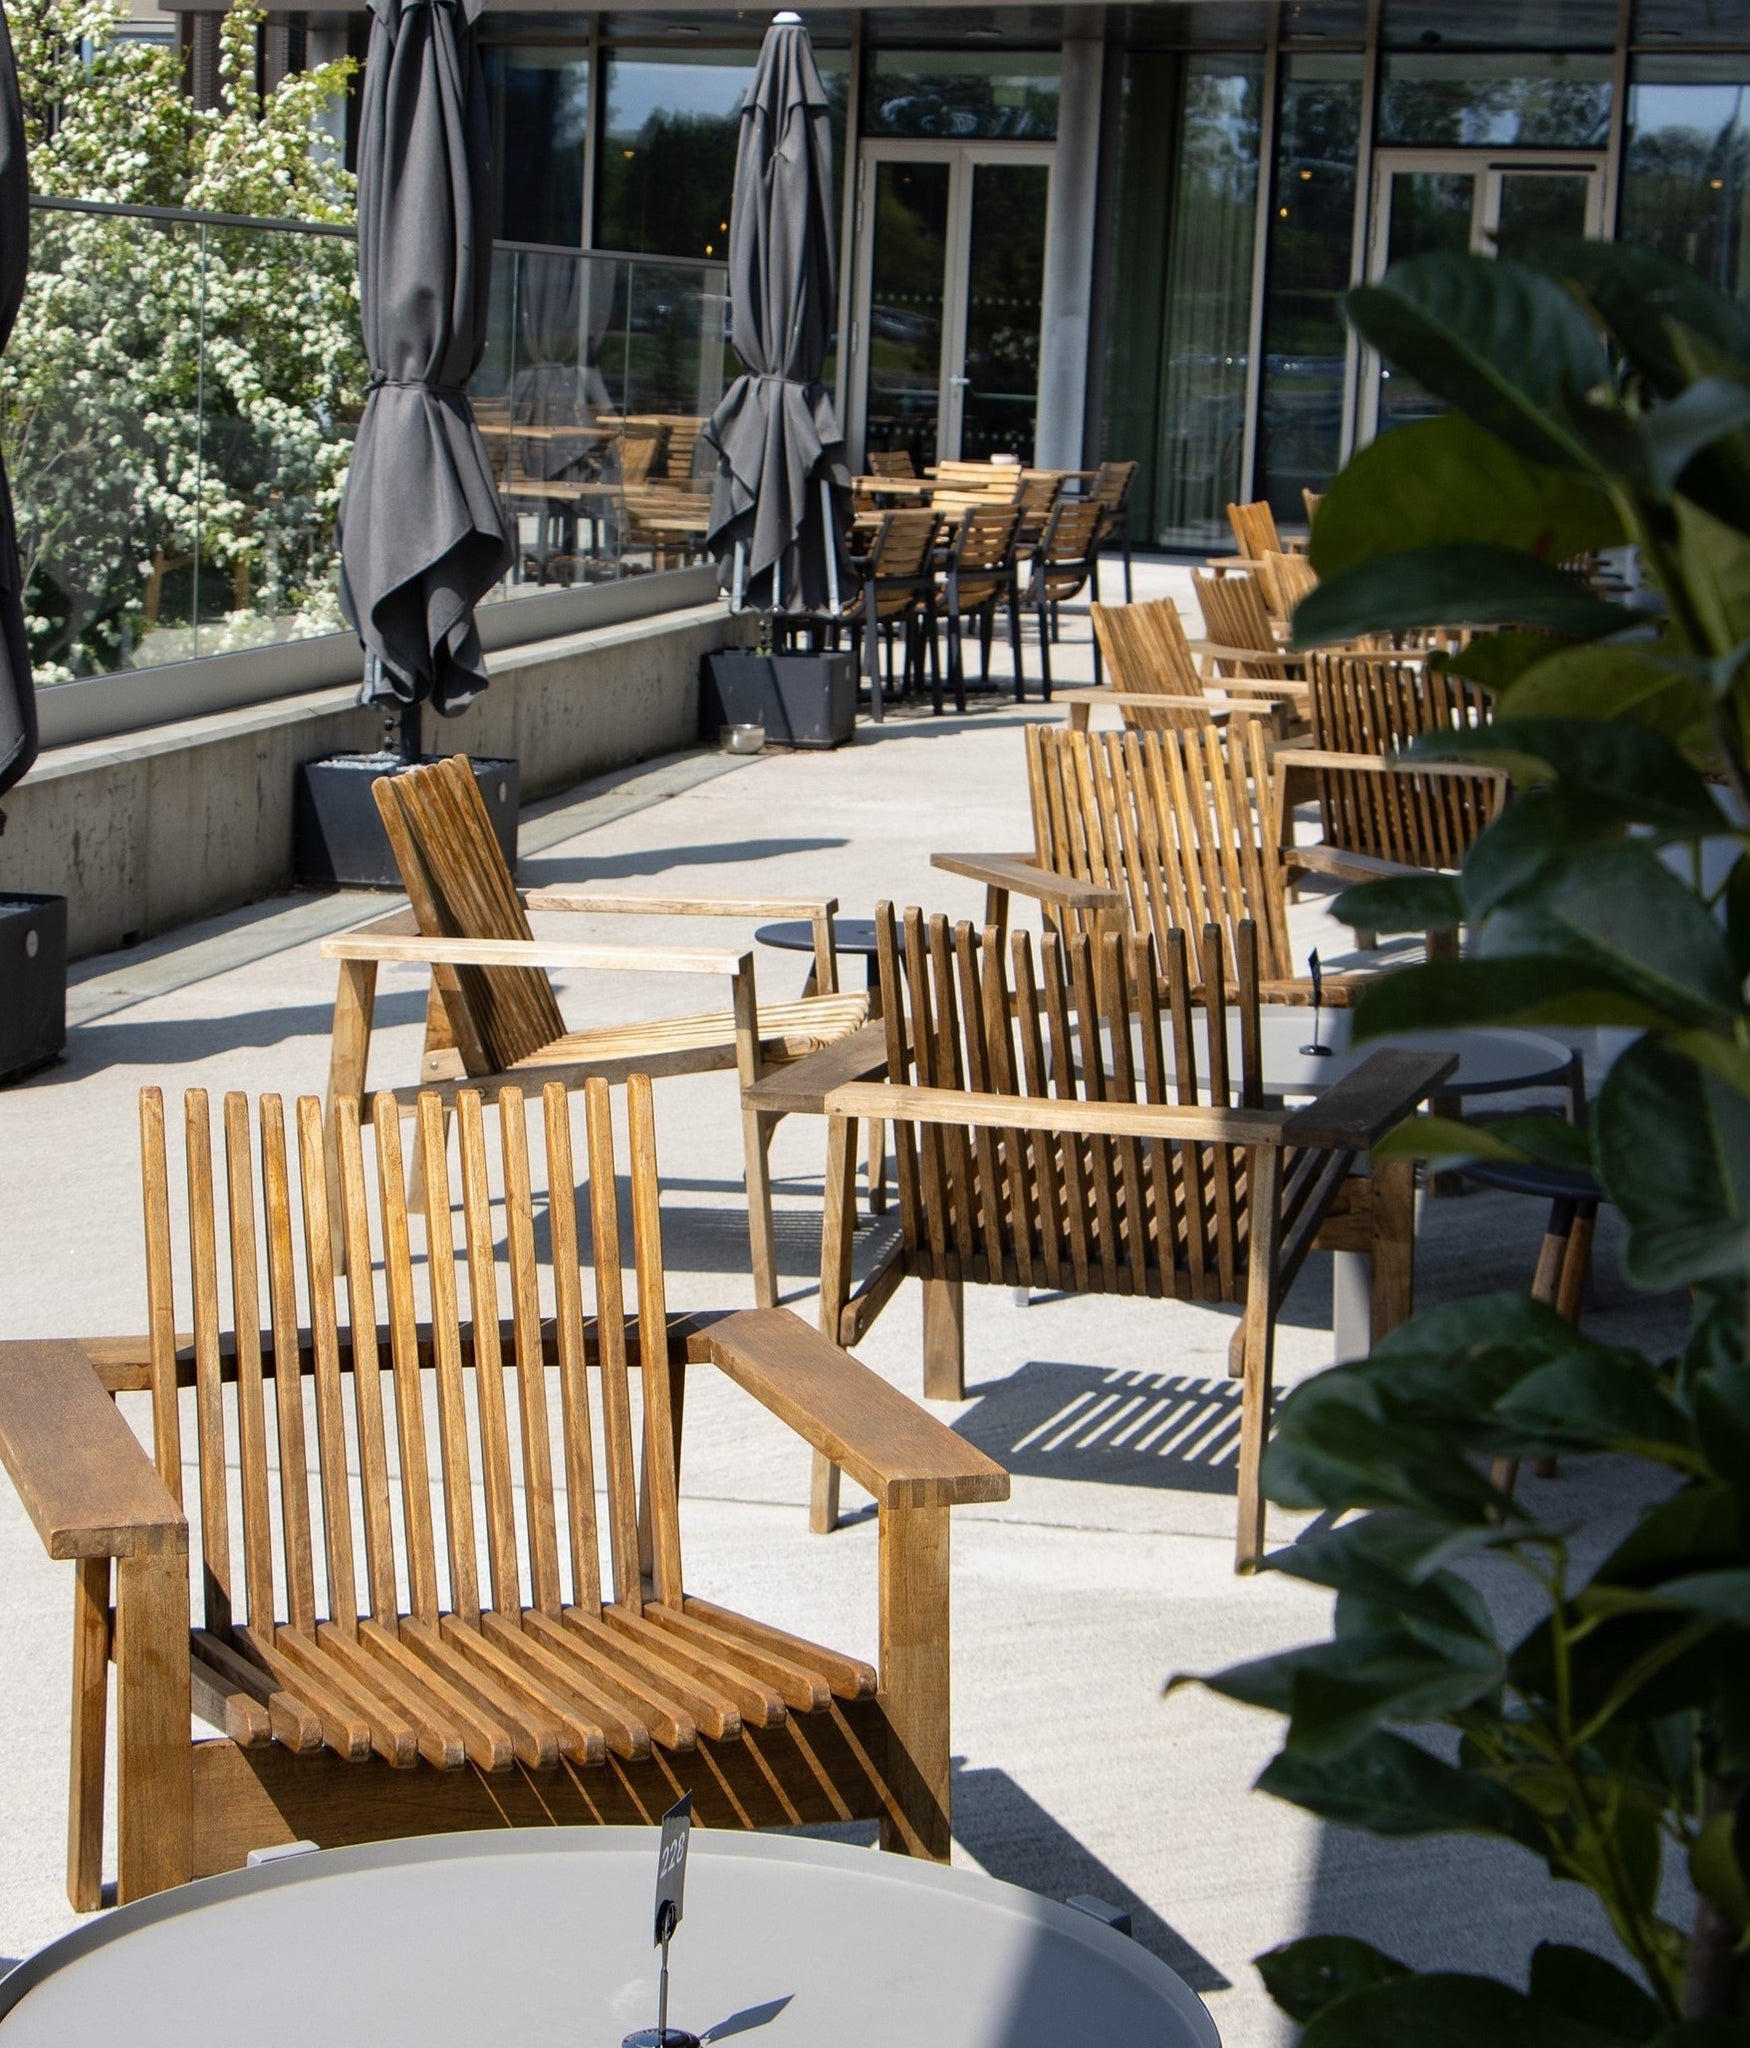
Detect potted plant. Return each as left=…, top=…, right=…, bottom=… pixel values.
left=1177, top=238, right=1750, bottom=2039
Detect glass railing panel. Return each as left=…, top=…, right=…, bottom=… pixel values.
left=616, top=260, right=727, bottom=575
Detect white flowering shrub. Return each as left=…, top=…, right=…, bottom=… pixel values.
left=4, top=0, right=361, bottom=680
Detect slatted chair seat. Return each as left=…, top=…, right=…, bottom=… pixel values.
left=933, top=722, right=1451, bottom=1010
left=0, top=1075, right=1004, bottom=1906
left=320, top=752, right=869, bottom=1307
left=806, top=905, right=1452, bottom=1566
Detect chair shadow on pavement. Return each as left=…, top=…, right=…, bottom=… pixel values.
left=521, top=835, right=847, bottom=885
left=954, top=1361, right=1244, bottom=1498
left=950, top=1760, right=1230, bottom=1990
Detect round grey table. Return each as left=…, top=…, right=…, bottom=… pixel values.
left=0, top=1830, right=1221, bottom=2048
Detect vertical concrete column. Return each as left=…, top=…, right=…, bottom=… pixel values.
left=1035, top=18, right=1105, bottom=472
left=307, top=27, right=351, bottom=149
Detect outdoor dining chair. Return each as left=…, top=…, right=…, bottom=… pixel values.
left=0, top=1076, right=1005, bottom=1905
left=933, top=501, right=1023, bottom=712
left=1022, top=496, right=1105, bottom=696
left=808, top=904, right=1453, bottom=1566
left=1091, top=458, right=1139, bottom=602
left=842, top=506, right=941, bottom=718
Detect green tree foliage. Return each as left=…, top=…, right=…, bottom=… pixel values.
left=1180, top=240, right=1750, bottom=2040
left=2, top=0, right=360, bottom=678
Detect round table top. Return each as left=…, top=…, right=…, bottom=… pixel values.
left=0, top=1831, right=1220, bottom=2048
left=1233, top=1013, right=1577, bottom=1100
left=756, top=916, right=881, bottom=958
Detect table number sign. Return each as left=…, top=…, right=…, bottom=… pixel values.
left=624, top=1795, right=699, bottom=2048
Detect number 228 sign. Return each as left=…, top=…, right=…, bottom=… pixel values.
left=653, top=1793, right=692, bottom=1947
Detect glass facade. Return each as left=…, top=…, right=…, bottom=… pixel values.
left=1623, top=56, right=1750, bottom=294
left=1376, top=51, right=1613, bottom=147
left=862, top=49, right=1059, bottom=137
left=482, top=41, right=591, bottom=246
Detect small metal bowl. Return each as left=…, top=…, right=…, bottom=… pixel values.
left=720, top=723, right=765, bottom=755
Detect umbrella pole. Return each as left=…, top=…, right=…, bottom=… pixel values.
left=821, top=478, right=840, bottom=614
left=732, top=541, right=746, bottom=613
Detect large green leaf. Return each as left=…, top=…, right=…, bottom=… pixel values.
left=1298, top=1974, right=1632, bottom=2048
left=1292, top=544, right=1626, bottom=648
left=1257, top=1730, right=1545, bottom=1846
left=1672, top=494, right=1750, bottom=652
left=1494, top=1355, right=1699, bottom=1463
left=1310, top=414, right=1623, bottom=580
left=1409, top=719, right=1728, bottom=834
left=1331, top=873, right=1464, bottom=936
left=1262, top=1390, right=1506, bottom=1519
left=1349, top=956, right=1677, bottom=1039
left=1373, top=1112, right=1595, bottom=1175
left=1345, top=254, right=1610, bottom=472
left=1526, top=235, right=1750, bottom=399
left=1639, top=376, right=1750, bottom=498
left=1495, top=645, right=1715, bottom=756
left=1266, top=1517, right=1503, bottom=1633
left=1594, top=1036, right=1750, bottom=1288
left=1444, top=631, right=1567, bottom=693
left=1256, top=1937, right=1409, bottom=2025
left=1528, top=1943, right=1665, bottom=2044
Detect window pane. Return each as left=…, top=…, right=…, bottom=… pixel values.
left=1100, top=51, right=1174, bottom=537
left=1157, top=56, right=1264, bottom=549
left=1378, top=51, right=1613, bottom=145
left=865, top=160, right=951, bottom=467
left=1622, top=59, right=1750, bottom=293
left=482, top=43, right=590, bottom=245
left=861, top=51, right=1059, bottom=138
left=1257, top=53, right=1361, bottom=527
left=962, top=161, right=1051, bottom=461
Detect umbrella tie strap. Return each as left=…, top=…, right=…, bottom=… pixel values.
left=367, top=375, right=469, bottom=398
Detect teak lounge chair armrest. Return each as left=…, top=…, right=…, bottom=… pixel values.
left=1275, top=747, right=1507, bottom=779
left=687, top=1309, right=1009, bottom=1509
left=0, top=1340, right=186, bottom=1561
left=1280, top=1047, right=1459, bottom=1150
left=323, top=928, right=754, bottom=979
left=522, top=890, right=840, bottom=923
left=1190, top=640, right=1307, bottom=674
left=931, top=851, right=1126, bottom=915
left=1281, top=844, right=1435, bottom=885
left=826, top=1081, right=1285, bottom=1149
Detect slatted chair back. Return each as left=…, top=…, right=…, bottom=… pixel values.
left=870, top=904, right=1276, bottom=1304
left=1258, top=548, right=1319, bottom=626
left=942, top=503, right=1020, bottom=613
left=928, top=460, right=1020, bottom=520
left=374, top=755, right=567, bottom=1076
left=655, top=416, right=705, bottom=484
left=1226, top=499, right=1282, bottom=561
left=1024, top=720, right=1296, bottom=994
left=141, top=1074, right=687, bottom=1726
left=1015, top=471, right=1063, bottom=546
left=857, top=508, right=941, bottom=621
left=1302, top=488, right=1324, bottom=530
left=1192, top=569, right=1283, bottom=677
left=1089, top=598, right=1211, bottom=731
left=1033, top=497, right=1103, bottom=595
left=615, top=422, right=665, bottom=487
left=869, top=448, right=918, bottom=479
left=1307, top=649, right=1502, bottom=870
left=1094, top=459, right=1138, bottom=520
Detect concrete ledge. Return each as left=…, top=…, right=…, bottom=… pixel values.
left=1, top=598, right=753, bottom=959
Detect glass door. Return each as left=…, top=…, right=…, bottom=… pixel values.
left=1358, top=149, right=1605, bottom=441
left=851, top=142, right=1054, bottom=469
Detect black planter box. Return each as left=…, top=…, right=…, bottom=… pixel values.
left=295, top=754, right=520, bottom=890
left=0, top=893, right=68, bottom=1083
left=700, top=651, right=857, bottom=750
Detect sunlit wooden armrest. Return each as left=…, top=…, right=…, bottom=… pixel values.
left=1280, top=1048, right=1458, bottom=1150
left=1283, top=844, right=1432, bottom=883
left=742, top=1021, right=890, bottom=1116
left=0, top=1340, right=186, bottom=1561
left=523, top=889, right=839, bottom=922
left=321, top=929, right=752, bottom=977
left=1190, top=640, right=1308, bottom=673
left=930, top=851, right=1125, bottom=914
left=688, top=1309, right=1009, bottom=1509
left=827, top=1081, right=1284, bottom=1148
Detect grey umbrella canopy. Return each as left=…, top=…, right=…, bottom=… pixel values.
left=703, top=11, right=849, bottom=615
left=338, top=0, right=512, bottom=720
left=0, top=0, right=33, bottom=812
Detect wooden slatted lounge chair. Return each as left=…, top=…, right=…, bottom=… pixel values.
left=933, top=722, right=1452, bottom=1009
left=320, top=753, right=869, bottom=1308
left=810, top=906, right=1452, bottom=1566
left=1065, top=597, right=1287, bottom=735
left=0, top=1076, right=1006, bottom=1907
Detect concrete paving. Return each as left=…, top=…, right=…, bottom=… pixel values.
left=0, top=564, right=1686, bottom=2039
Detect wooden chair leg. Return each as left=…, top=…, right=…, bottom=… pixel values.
left=865, top=1115, right=887, bottom=1215
left=877, top=1503, right=951, bottom=1861
left=922, top=1276, right=965, bottom=1401
left=114, top=1547, right=193, bottom=1903
left=67, top=1555, right=110, bottom=1911
left=1366, top=1155, right=1417, bottom=1345
left=324, top=959, right=377, bottom=1260
left=1234, top=1147, right=1283, bottom=1573
left=812, top=1112, right=859, bottom=1532
left=742, top=1106, right=780, bottom=1310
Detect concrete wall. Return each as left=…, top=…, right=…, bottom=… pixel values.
left=0, top=599, right=753, bottom=960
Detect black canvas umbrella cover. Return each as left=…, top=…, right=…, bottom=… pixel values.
left=338, top=0, right=512, bottom=721
left=703, top=11, right=850, bottom=617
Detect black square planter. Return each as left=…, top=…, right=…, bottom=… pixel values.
left=0, top=893, right=68, bottom=1083
left=700, top=651, right=856, bottom=750
left=295, top=754, right=520, bottom=890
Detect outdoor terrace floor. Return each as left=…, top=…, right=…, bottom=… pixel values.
left=0, top=564, right=1688, bottom=2043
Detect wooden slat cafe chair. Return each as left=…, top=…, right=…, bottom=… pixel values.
left=1022, top=496, right=1106, bottom=696
left=1277, top=651, right=1506, bottom=928
left=933, top=722, right=1451, bottom=1011
left=1092, top=458, right=1139, bottom=603
left=1189, top=569, right=1311, bottom=731
left=0, top=1077, right=1006, bottom=1906
left=810, top=906, right=1452, bottom=1567
left=1256, top=548, right=1320, bottom=630
left=868, top=448, right=918, bottom=479
left=933, top=501, right=1023, bottom=713
left=1302, top=487, right=1324, bottom=531
left=320, top=754, right=869, bottom=1310
left=1067, top=598, right=1288, bottom=737
left=842, top=506, right=941, bottom=720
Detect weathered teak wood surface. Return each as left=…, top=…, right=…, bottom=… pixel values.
left=810, top=905, right=1451, bottom=1566
left=0, top=1079, right=1005, bottom=1908
left=319, top=752, right=868, bottom=1308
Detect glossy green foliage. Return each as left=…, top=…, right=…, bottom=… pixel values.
left=1183, top=239, right=1750, bottom=2041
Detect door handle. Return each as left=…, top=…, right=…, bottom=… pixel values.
left=949, top=374, right=970, bottom=388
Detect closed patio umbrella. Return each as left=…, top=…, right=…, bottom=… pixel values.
left=0, top=0, right=33, bottom=813
left=338, top=0, right=512, bottom=727
left=703, top=11, right=849, bottom=616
